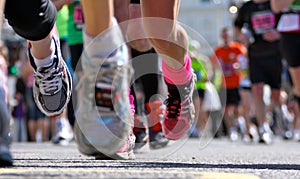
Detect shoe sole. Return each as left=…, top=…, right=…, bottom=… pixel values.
left=0, top=154, right=13, bottom=167
left=75, top=122, right=134, bottom=160
left=149, top=140, right=169, bottom=149
left=95, top=150, right=135, bottom=160
left=0, top=160, right=13, bottom=167
left=133, top=142, right=150, bottom=154
left=133, top=134, right=148, bottom=151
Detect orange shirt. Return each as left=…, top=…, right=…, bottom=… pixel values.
left=214, top=42, right=246, bottom=89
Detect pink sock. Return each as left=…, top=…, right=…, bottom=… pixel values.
left=128, top=89, right=135, bottom=130
left=129, top=92, right=135, bottom=115
left=162, top=55, right=193, bottom=85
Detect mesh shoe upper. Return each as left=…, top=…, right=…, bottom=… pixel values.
left=163, top=77, right=195, bottom=140
left=75, top=19, right=134, bottom=157
left=76, top=45, right=134, bottom=156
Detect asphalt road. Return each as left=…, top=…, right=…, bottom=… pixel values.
left=1, top=137, right=300, bottom=179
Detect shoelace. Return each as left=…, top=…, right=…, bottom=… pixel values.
left=35, top=66, right=62, bottom=95
left=164, top=93, right=181, bottom=119
left=164, top=81, right=193, bottom=120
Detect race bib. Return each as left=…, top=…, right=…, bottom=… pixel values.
left=237, top=55, right=248, bottom=70
left=277, top=14, right=300, bottom=32
left=222, top=62, right=234, bottom=77
left=251, top=11, right=275, bottom=34
left=74, top=4, right=84, bottom=30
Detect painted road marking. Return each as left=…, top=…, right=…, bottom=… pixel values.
left=0, top=168, right=259, bottom=179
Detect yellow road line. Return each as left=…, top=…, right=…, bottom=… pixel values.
left=0, top=168, right=259, bottom=179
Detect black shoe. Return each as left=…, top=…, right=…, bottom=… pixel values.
left=149, top=128, right=169, bottom=149
left=134, top=129, right=148, bottom=151
left=0, top=146, right=13, bottom=167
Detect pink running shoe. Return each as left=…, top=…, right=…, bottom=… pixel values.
left=163, top=77, right=195, bottom=140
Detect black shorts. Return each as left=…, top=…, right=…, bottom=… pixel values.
left=69, top=44, right=83, bottom=72
left=130, top=0, right=140, bottom=4
left=249, top=55, right=282, bottom=89
left=220, top=88, right=241, bottom=106
left=4, top=0, right=56, bottom=41
left=280, top=33, right=300, bottom=68
left=240, top=86, right=251, bottom=91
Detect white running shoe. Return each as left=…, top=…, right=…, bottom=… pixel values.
left=52, top=118, right=74, bottom=146
left=75, top=22, right=133, bottom=158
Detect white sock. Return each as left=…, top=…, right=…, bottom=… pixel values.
left=83, top=17, right=124, bottom=59
left=33, top=39, right=55, bottom=67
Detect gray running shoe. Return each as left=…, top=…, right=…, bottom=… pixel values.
left=75, top=41, right=133, bottom=157
left=28, top=35, right=72, bottom=117
left=149, top=130, right=169, bottom=149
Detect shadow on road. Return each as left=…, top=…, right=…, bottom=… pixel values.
left=13, top=159, right=300, bottom=170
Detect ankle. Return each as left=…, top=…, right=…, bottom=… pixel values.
left=162, top=55, right=192, bottom=85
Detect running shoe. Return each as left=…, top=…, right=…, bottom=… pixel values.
left=146, top=101, right=169, bottom=148
left=242, top=134, right=251, bottom=143
left=146, top=100, right=165, bottom=128
left=259, top=132, right=273, bottom=144
left=133, top=115, right=148, bottom=152
left=76, top=125, right=135, bottom=160
left=294, top=130, right=300, bottom=142
left=28, top=34, right=72, bottom=117
left=249, top=125, right=260, bottom=143
left=283, top=130, right=293, bottom=140
left=149, top=129, right=169, bottom=149
left=163, top=77, right=195, bottom=140
left=52, top=118, right=74, bottom=146
left=229, top=128, right=239, bottom=142
left=95, top=133, right=136, bottom=160
left=0, top=144, right=13, bottom=167
left=75, top=38, right=133, bottom=157
left=82, top=83, right=137, bottom=159
left=133, top=131, right=148, bottom=153
left=258, top=124, right=273, bottom=145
